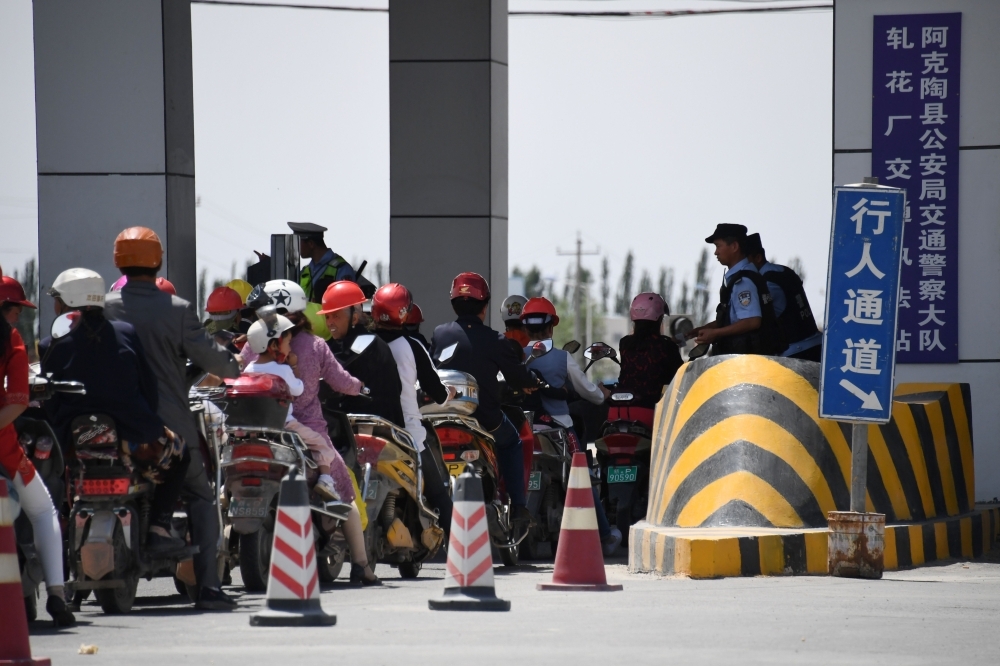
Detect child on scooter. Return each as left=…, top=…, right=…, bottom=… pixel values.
left=244, top=315, right=340, bottom=501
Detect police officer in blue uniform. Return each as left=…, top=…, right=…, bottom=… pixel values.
left=744, top=233, right=822, bottom=361
left=688, top=224, right=785, bottom=356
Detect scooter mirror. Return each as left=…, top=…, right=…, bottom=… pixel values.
left=584, top=342, right=611, bottom=361
left=350, top=334, right=376, bottom=355
left=562, top=340, right=581, bottom=354
left=50, top=312, right=80, bottom=340
left=669, top=316, right=694, bottom=346
left=530, top=341, right=548, bottom=359
left=437, top=342, right=458, bottom=364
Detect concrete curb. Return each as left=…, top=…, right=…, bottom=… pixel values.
left=629, top=505, right=1000, bottom=578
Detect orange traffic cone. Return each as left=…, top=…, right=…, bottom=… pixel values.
left=429, top=470, right=510, bottom=611
left=537, top=452, right=623, bottom=592
left=250, top=469, right=336, bottom=627
left=0, top=478, right=51, bottom=665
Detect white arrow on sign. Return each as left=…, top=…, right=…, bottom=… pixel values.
left=839, top=379, right=883, bottom=411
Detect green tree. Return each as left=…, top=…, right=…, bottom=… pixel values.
left=638, top=269, right=653, bottom=295
left=658, top=267, right=675, bottom=313
left=600, top=256, right=610, bottom=313
left=12, top=258, right=38, bottom=361
left=614, top=251, right=634, bottom=315
left=197, top=268, right=208, bottom=320
left=786, top=256, right=806, bottom=284
left=692, top=249, right=712, bottom=325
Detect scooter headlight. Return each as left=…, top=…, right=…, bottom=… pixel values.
left=270, top=445, right=298, bottom=463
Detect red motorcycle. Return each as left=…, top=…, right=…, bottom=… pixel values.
left=584, top=342, right=655, bottom=538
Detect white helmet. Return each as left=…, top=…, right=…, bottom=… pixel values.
left=500, top=295, right=528, bottom=322
left=49, top=268, right=106, bottom=309
left=263, top=279, right=307, bottom=314
left=246, top=313, right=296, bottom=354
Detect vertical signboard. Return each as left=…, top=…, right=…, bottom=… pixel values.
left=820, top=186, right=906, bottom=424
left=872, top=13, right=962, bottom=363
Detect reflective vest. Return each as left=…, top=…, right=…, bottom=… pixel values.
left=713, top=270, right=787, bottom=356
left=760, top=265, right=819, bottom=346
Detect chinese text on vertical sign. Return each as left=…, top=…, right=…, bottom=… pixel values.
left=872, top=13, right=961, bottom=363
left=820, top=187, right=905, bottom=424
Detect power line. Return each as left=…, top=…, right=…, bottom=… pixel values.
left=191, top=0, right=832, bottom=18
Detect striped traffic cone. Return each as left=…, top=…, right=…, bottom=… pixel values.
left=250, top=469, right=336, bottom=627
left=538, top=452, right=623, bottom=591
left=429, top=470, right=510, bottom=611
left=1, top=478, right=51, bottom=665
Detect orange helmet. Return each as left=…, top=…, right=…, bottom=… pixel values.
left=155, top=277, right=176, bottom=295
left=318, top=281, right=367, bottom=315
left=206, top=286, right=243, bottom=313
left=371, top=283, right=412, bottom=327
left=0, top=276, right=36, bottom=309
left=114, top=227, right=163, bottom=269
left=521, top=297, right=559, bottom=327
left=450, top=272, right=490, bottom=301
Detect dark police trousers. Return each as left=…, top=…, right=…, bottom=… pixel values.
left=489, top=415, right=527, bottom=507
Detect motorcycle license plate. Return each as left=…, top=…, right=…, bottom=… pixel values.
left=445, top=462, right=467, bottom=477
left=228, top=497, right=268, bottom=518
left=607, top=466, right=638, bottom=484
left=527, top=471, right=542, bottom=492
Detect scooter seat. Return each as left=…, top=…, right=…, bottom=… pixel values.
left=607, top=406, right=655, bottom=430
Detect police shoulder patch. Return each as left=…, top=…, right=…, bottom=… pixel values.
left=738, top=290, right=752, bottom=307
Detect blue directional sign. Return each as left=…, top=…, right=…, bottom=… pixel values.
left=819, top=185, right=906, bottom=424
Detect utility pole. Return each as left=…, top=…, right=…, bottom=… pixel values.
left=558, top=232, right=599, bottom=357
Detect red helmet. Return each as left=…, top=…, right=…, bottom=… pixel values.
left=318, top=281, right=367, bottom=315
left=406, top=303, right=424, bottom=326
left=206, top=286, right=243, bottom=314
left=155, top=277, right=176, bottom=295
left=450, top=272, right=490, bottom=301
left=521, top=297, right=559, bottom=327
left=371, top=283, right=413, bottom=327
left=0, top=276, right=36, bottom=309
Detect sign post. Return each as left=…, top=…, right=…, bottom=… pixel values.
left=820, top=179, right=906, bottom=578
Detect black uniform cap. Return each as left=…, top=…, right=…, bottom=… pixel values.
left=287, top=222, right=327, bottom=239
left=744, top=233, right=764, bottom=256
left=705, top=223, right=748, bottom=244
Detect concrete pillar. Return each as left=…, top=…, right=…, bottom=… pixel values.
left=33, top=0, right=196, bottom=333
left=389, top=0, right=508, bottom=331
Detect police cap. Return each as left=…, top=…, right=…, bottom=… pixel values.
left=287, top=222, right=327, bottom=239
left=704, top=223, right=748, bottom=244
left=744, top=233, right=764, bottom=256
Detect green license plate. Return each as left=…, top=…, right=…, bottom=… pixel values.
left=607, top=465, right=638, bottom=484
left=527, top=471, right=542, bottom=492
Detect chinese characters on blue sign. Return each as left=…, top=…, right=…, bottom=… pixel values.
left=820, top=187, right=905, bottom=424
left=872, top=13, right=961, bottom=363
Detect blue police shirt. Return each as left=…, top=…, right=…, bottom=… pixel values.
left=760, top=262, right=787, bottom=317
left=725, top=257, right=762, bottom=322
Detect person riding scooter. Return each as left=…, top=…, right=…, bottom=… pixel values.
left=520, top=297, right=621, bottom=555
left=431, top=272, right=538, bottom=534
left=402, top=302, right=430, bottom=350
left=500, top=295, right=530, bottom=357
left=371, top=283, right=456, bottom=535
left=104, top=226, right=241, bottom=610
left=0, top=274, right=76, bottom=627
left=617, top=293, right=683, bottom=410
left=41, top=268, right=191, bottom=556
left=204, top=286, right=245, bottom=352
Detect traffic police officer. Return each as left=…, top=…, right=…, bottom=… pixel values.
left=688, top=223, right=785, bottom=356
left=287, top=222, right=360, bottom=301
left=744, top=233, right=822, bottom=361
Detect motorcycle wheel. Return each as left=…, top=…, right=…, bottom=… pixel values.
left=239, top=525, right=273, bottom=593
left=317, top=550, right=346, bottom=582
left=96, top=522, right=138, bottom=614
left=499, top=545, right=519, bottom=567
left=519, top=532, right=540, bottom=560
left=615, top=500, right=633, bottom=544
left=398, top=560, right=421, bottom=579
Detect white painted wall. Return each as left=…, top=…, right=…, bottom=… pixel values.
left=835, top=0, right=1000, bottom=499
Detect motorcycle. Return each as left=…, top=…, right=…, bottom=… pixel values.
left=421, top=343, right=523, bottom=566
left=583, top=342, right=655, bottom=538
left=44, top=312, right=201, bottom=615
left=325, top=333, right=445, bottom=579
left=10, top=362, right=80, bottom=620
left=217, top=372, right=353, bottom=591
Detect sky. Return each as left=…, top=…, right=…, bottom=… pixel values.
left=0, top=0, right=833, bottom=320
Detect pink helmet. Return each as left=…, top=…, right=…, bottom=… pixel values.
left=630, top=292, right=666, bottom=321
left=110, top=275, right=128, bottom=292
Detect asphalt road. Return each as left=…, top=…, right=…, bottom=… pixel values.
left=26, top=553, right=1000, bottom=665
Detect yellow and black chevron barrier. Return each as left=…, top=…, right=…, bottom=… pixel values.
left=631, top=354, right=985, bottom=578
left=645, top=355, right=973, bottom=529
